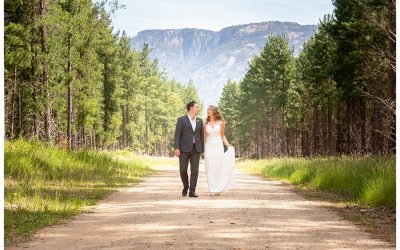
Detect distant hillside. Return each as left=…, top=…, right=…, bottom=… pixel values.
left=131, top=21, right=318, bottom=107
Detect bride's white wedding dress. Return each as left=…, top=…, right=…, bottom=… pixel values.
left=204, top=121, right=236, bottom=194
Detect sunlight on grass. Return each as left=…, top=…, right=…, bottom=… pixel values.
left=4, top=139, right=155, bottom=243
left=238, top=156, right=395, bottom=208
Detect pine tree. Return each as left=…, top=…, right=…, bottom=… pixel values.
left=219, top=80, right=241, bottom=156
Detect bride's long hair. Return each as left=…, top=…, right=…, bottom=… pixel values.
left=206, top=105, right=225, bottom=124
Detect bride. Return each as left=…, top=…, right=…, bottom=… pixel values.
left=204, top=105, right=236, bottom=196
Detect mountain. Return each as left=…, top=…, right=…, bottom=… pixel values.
left=130, top=21, right=318, bottom=108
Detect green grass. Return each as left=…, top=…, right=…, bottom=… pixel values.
left=5, top=139, right=153, bottom=243
left=238, top=156, right=395, bottom=208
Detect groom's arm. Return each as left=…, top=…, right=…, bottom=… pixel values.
left=173, top=117, right=182, bottom=150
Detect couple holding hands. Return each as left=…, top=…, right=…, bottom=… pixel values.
left=174, top=101, right=236, bottom=198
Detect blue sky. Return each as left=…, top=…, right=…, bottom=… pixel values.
left=109, top=0, right=335, bottom=37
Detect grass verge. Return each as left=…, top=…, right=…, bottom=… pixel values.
left=238, top=155, right=395, bottom=208
left=5, top=139, right=153, bottom=244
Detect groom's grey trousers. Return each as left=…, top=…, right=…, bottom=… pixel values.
left=174, top=115, right=204, bottom=193
left=179, top=144, right=201, bottom=193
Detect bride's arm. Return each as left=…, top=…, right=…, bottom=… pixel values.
left=220, top=121, right=232, bottom=147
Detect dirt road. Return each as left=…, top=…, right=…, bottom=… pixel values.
left=9, top=162, right=393, bottom=249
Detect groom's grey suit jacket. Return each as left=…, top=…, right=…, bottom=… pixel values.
left=174, top=115, right=204, bottom=153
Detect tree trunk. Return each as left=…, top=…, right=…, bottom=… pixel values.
left=312, top=103, right=318, bottom=156
left=67, top=32, right=73, bottom=149
left=145, top=94, right=149, bottom=154
left=387, top=0, right=396, bottom=153
left=281, top=109, right=286, bottom=155
left=271, top=106, right=275, bottom=156
left=327, top=105, right=332, bottom=155
left=164, top=123, right=167, bottom=156
left=301, top=122, right=310, bottom=157
left=260, top=121, right=264, bottom=158
left=265, top=112, right=270, bottom=157
left=40, top=0, right=51, bottom=142
left=255, top=123, right=259, bottom=159
left=126, top=105, right=130, bottom=148
left=360, top=99, right=366, bottom=153
left=122, top=104, right=127, bottom=147
left=11, top=64, right=18, bottom=138
left=336, top=103, right=343, bottom=155
left=31, top=0, right=39, bottom=139
left=345, top=101, right=352, bottom=153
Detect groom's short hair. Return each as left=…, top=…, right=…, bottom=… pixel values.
left=187, top=101, right=197, bottom=111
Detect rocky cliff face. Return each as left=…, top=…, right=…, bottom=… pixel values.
left=131, top=21, right=318, bottom=108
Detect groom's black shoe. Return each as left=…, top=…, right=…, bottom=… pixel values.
left=182, top=188, right=188, bottom=197
left=189, top=192, right=198, bottom=198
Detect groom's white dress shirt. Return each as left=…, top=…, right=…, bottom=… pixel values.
left=188, top=114, right=197, bottom=143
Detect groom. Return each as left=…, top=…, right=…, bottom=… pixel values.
left=174, top=101, right=204, bottom=198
